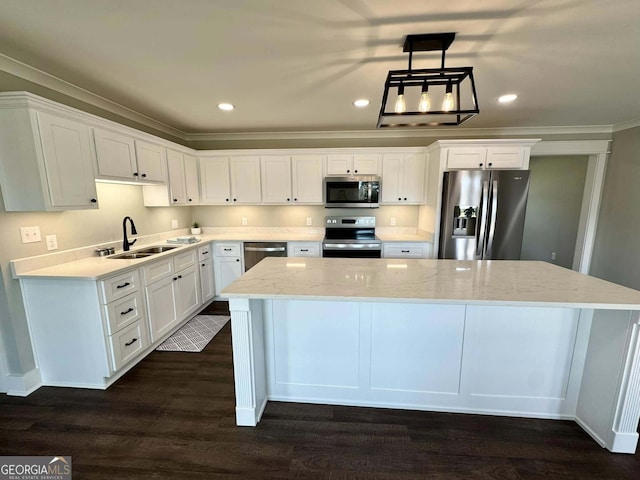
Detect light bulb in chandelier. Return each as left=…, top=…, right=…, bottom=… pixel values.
left=419, top=82, right=431, bottom=112
left=394, top=84, right=406, bottom=113
left=442, top=82, right=454, bottom=112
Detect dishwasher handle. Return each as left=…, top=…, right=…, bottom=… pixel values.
left=243, top=246, right=286, bottom=252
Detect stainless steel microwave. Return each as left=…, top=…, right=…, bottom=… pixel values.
left=324, top=176, right=380, bottom=208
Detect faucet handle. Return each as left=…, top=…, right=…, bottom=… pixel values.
left=129, top=239, right=137, bottom=247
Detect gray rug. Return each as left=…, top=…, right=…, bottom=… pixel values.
left=156, top=315, right=230, bottom=352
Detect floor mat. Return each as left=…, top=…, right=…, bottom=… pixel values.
left=156, top=315, right=230, bottom=352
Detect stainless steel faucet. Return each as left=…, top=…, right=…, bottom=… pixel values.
left=122, top=216, right=137, bottom=251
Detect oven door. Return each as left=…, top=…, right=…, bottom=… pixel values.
left=322, top=242, right=382, bottom=258
left=325, top=177, right=380, bottom=208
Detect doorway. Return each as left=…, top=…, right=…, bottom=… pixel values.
left=521, top=156, right=588, bottom=269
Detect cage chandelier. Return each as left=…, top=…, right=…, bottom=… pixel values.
left=377, top=33, right=479, bottom=128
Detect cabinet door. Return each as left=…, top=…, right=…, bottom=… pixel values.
left=200, top=259, right=215, bottom=303
left=486, top=147, right=526, bottom=169
left=230, top=156, right=261, bottom=203
left=176, top=264, right=201, bottom=320
left=292, top=155, right=323, bottom=203
left=326, top=154, right=352, bottom=175
left=134, top=140, right=166, bottom=182
left=381, top=154, right=403, bottom=204
left=261, top=156, right=292, bottom=203
left=446, top=147, right=488, bottom=170
left=401, top=153, right=426, bottom=203
left=214, top=257, right=243, bottom=297
left=183, top=154, right=200, bottom=204
left=200, top=156, right=231, bottom=204
left=93, top=128, right=137, bottom=181
left=353, top=154, right=379, bottom=175
left=145, top=275, right=179, bottom=342
left=166, top=150, right=187, bottom=204
left=36, top=112, right=98, bottom=208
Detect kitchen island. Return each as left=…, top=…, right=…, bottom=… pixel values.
left=222, top=258, right=640, bottom=454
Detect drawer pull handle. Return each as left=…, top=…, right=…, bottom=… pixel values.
left=116, top=282, right=131, bottom=289
left=401, top=250, right=410, bottom=253
left=300, top=249, right=309, bottom=252
left=120, top=307, right=134, bottom=315
left=202, top=251, right=208, bottom=254
left=173, top=277, right=178, bottom=281
left=125, top=338, right=138, bottom=347
left=223, top=248, right=232, bottom=251
left=178, top=275, right=182, bottom=279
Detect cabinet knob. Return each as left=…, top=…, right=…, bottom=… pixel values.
left=347, top=169, right=350, bottom=173
left=294, top=198, right=297, bottom=201
left=354, top=170, right=358, bottom=173
left=202, top=263, right=206, bottom=267
left=133, top=172, right=139, bottom=177
left=479, top=163, right=483, bottom=167
left=226, top=198, right=230, bottom=202
left=233, top=198, right=237, bottom=202
left=173, top=277, right=178, bottom=281
left=178, top=275, right=182, bottom=279
left=173, top=199, right=178, bottom=202
left=287, top=198, right=290, bottom=201
left=141, top=173, right=147, bottom=178
left=398, top=197, right=402, bottom=201
left=188, top=198, right=193, bottom=202
left=404, top=197, right=407, bottom=201
left=90, top=198, right=97, bottom=203
left=488, top=162, right=493, bottom=167
left=236, top=259, right=240, bottom=262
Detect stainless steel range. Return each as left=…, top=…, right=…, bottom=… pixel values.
left=322, top=215, right=382, bottom=258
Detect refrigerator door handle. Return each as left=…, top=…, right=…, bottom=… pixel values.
left=485, top=180, right=499, bottom=256
left=476, top=180, right=490, bottom=257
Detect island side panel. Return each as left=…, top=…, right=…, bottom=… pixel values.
left=576, top=309, right=640, bottom=453
left=229, top=298, right=268, bottom=426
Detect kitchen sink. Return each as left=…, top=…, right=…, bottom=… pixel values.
left=108, top=245, right=179, bottom=259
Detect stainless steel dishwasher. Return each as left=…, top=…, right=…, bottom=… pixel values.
left=243, top=242, right=287, bottom=271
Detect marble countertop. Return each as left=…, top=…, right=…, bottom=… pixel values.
left=222, top=257, right=640, bottom=309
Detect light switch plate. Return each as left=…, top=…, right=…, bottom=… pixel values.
left=241, top=217, right=248, bottom=226
left=390, top=217, right=396, bottom=226
left=46, top=234, right=58, bottom=250
left=20, top=226, right=41, bottom=243
left=306, top=217, right=312, bottom=226
left=171, top=219, right=179, bottom=229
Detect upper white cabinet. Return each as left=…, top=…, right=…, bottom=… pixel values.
left=381, top=153, right=426, bottom=204
left=93, top=129, right=166, bottom=183
left=261, top=154, right=324, bottom=204
left=326, top=153, right=379, bottom=176
left=0, top=105, right=98, bottom=211
left=200, top=155, right=261, bottom=204
left=429, top=140, right=540, bottom=171
left=143, top=150, right=199, bottom=206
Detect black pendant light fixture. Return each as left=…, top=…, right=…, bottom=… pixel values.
left=377, top=33, right=479, bottom=128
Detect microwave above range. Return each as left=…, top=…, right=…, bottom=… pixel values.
left=324, top=176, right=380, bottom=208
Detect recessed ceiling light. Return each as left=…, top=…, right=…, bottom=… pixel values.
left=218, top=103, right=235, bottom=111
left=353, top=99, right=370, bottom=108
left=498, top=94, right=518, bottom=103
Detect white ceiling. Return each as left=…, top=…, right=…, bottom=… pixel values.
left=0, top=0, right=639, bottom=135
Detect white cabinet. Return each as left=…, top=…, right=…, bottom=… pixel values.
left=142, top=150, right=199, bottom=206
left=382, top=242, right=432, bottom=259
left=200, top=156, right=261, bottom=204
left=261, top=154, right=324, bottom=204
left=199, top=244, right=215, bottom=304
left=326, top=153, right=379, bottom=176
left=213, top=242, right=243, bottom=297
left=287, top=242, right=321, bottom=257
left=381, top=153, right=426, bottom=204
left=143, top=250, right=201, bottom=342
left=0, top=107, right=98, bottom=211
left=433, top=141, right=539, bottom=171
left=93, top=128, right=167, bottom=183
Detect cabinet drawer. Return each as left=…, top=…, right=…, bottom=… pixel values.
left=100, top=269, right=141, bottom=303
left=198, top=243, right=212, bottom=261
left=108, top=319, right=148, bottom=371
left=288, top=242, right=321, bottom=257
left=143, top=258, right=175, bottom=285
left=174, top=249, right=197, bottom=271
left=215, top=243, right=242, bottom=257
left=103, top=290, right=145, bottom=335
left=383, top=243, right=431, bottom=259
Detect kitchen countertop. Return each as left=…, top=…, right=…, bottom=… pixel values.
left=222, top=257, right=640, bottom=309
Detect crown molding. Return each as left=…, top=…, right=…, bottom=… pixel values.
left=612, top=118, right=640, bottom=133
left=183, top=124, right=614, bottom=142
left=0, top=53, right=186, bottom=139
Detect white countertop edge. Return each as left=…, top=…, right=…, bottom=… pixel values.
left=222, top=293, right=640, bottom=310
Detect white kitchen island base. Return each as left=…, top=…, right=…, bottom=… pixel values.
left=225, top=259, right=640, bottom=454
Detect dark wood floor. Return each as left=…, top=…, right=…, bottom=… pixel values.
left=2, top=302, right=640, bottom=479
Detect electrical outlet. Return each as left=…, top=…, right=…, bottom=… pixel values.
left=20, top=226, right=41, bottom=243
left=306, top=217, right=312, bottom=226
left=551, top=252, right=557, bottom=261
left=390, top=217, right=396, bottom=226
left=171, top=219, right=179, bottom=229
left=241, top=217, right=248, bottom=226
left=45, top=234, right=58, bottom=251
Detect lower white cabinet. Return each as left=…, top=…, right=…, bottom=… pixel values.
left=199, top=244, right=215, bottom=303
left=287, top=242, right=321, bottom=257
left=382, top=242, right=432, bottom=259
left=144, top=251, right=200, bottom=342
left=213, top=242, right=243, bottom=297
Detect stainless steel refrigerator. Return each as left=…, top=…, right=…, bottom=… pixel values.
left=438, top=170, right=530, bottom=260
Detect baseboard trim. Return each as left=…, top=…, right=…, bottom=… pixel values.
left=5, top=368, right=42, bottom=396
